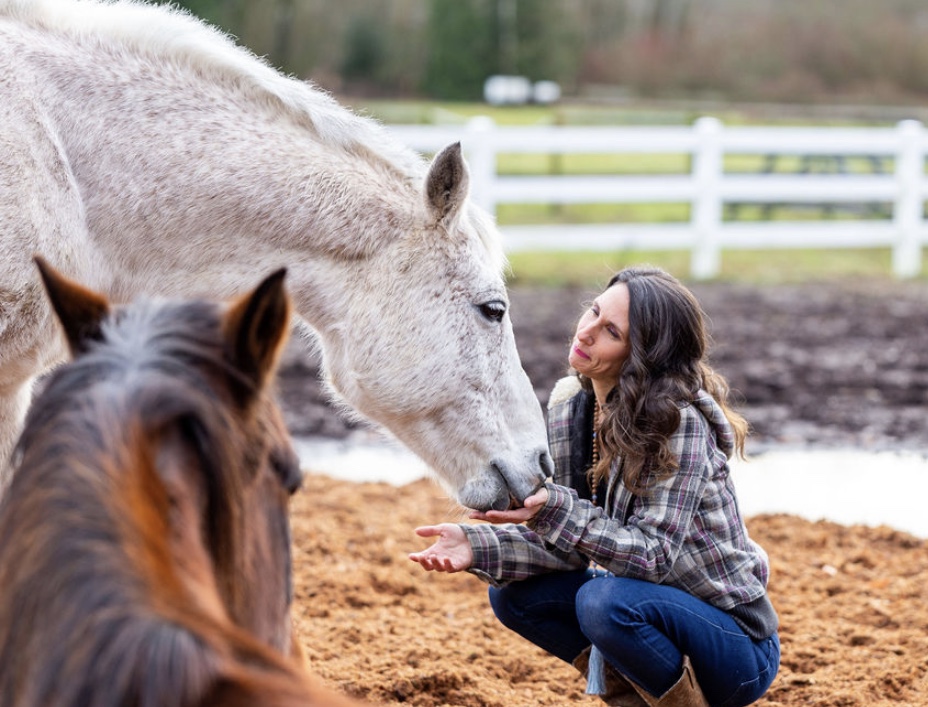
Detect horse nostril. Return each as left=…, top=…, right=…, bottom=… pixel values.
left=538, top=449, right=554, bottom=480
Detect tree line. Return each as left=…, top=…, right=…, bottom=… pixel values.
left=165, top=0, right=928, bottom=105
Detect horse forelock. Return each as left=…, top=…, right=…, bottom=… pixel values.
left=0, top=0, right=426, bottom=179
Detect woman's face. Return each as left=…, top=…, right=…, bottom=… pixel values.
left=568, top=283, right=631, bottom=385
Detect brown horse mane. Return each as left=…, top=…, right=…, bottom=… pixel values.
left=0, top=285, right=364, bottom=706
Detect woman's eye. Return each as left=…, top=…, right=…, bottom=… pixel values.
left=478, top=300, right=506, bottom=323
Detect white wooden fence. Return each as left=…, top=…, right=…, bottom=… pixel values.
left=386, top=116, right=927, bottom=279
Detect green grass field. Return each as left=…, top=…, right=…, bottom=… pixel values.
left=504, top=248, right=901, bottom=287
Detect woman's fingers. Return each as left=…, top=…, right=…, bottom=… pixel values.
left=473, top=507, right=535, bottom=524
left=408, top=552, right=431, bottom=568
left=523, top=487, right=549, bottom=508
left=409, top=525, right=451, bottom=571
left=409, top=523, right=471, bottom=573
left=408, top=550, right=452, bottom=572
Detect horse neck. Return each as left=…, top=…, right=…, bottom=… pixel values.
left=21, top=30, right=423, bottom=305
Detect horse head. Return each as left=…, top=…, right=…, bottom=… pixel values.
left=32, top=257, right=301, bottom=654
left=297, top=144, right=553, bottom=512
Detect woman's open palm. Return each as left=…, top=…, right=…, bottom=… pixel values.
left=408, top=524, right=473, bottom=573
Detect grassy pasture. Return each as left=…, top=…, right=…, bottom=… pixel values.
left=504, top=248, right=899, bottom=288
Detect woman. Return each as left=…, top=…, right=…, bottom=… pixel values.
left=409, top=266, right=779, bottom=707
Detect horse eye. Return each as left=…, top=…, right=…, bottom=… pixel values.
left=271, top=448, right=304, bottom=495
left=477, top=300, right=506, bottom=323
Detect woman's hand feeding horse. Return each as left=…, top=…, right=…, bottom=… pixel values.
left=0, top=259, right=369, bottom=707
left=0, top=0, right=550, bottom=510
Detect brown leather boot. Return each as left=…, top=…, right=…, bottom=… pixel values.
left=628, top=656, right=709, bottom=707
left=572, top=647, right=648, bottom=707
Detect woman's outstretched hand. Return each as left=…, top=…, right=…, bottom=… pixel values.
left=409, top=488, right=549, bottom=574
left=408, top=524, right=474, bottom=573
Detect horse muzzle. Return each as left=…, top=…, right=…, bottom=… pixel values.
left=458, top=449, right=552, bottom=511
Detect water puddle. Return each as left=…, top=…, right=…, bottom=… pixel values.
left=294, top=435, right=928, bottom=539
left=730, top=449, right=928, bottom=538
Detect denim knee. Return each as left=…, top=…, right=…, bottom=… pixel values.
left=487, top=575, right=593, bottom=664
left=575, top=577, right=628, bottom=644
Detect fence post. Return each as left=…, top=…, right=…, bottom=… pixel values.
left=465, top=116, right=497, bottom=216
left=691, top=116, right=724, bottom=280
left=893, top=120, right=924, bottom=278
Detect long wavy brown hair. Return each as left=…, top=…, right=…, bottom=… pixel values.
left=580, top=266, right=748, bottom=494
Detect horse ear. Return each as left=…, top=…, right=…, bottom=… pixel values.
left=34, top=255, right=111, bottom=357
left=425, top=142, right=469, bottom=224
left=224, top=268, right=291, bottom=399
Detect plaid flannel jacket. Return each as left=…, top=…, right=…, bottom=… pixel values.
left=462, top=376, right=773, bottom=617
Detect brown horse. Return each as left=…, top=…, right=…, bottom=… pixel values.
left=0, top=259, right=368, bottom=707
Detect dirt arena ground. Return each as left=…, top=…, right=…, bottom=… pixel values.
left=282, top=278, right=928, bottom=706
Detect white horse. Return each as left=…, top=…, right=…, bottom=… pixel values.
left=0, top=0, right=551, bottom=511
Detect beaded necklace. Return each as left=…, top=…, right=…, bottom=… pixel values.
left=590, top=400, right=610, bottom=578
left=591, top=400, right=602, bottom=505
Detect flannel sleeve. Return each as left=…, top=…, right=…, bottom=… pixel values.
left=461, top=522, right=589, bottom=587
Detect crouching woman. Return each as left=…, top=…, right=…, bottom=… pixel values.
left=409, top=266, right=780, bottom=707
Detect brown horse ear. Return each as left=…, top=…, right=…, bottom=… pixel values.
left=426, top=142, right=469, bottom=224
left=34, top=255, right=111, bottom=357
left=224, top=268, right=291, bottom=399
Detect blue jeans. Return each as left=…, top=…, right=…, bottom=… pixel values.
left=489, top=570, right=779, bottom=707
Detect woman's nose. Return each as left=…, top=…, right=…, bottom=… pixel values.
left=577, top=324, right=594, bottom=343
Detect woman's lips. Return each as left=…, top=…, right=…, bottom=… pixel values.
left=572, top=345, right=590, bottom=360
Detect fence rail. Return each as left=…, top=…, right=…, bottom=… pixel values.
left=386, top=117, right=927, bottom=278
